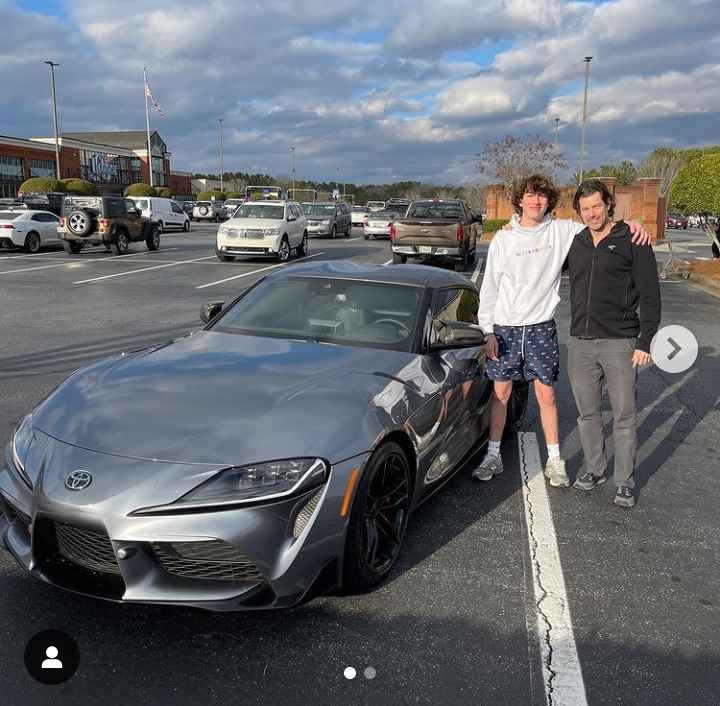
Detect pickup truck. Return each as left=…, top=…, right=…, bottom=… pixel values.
left=390, top=199, right=481, bottom=270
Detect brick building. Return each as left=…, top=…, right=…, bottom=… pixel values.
left=0, top=130, right=190, bottom=198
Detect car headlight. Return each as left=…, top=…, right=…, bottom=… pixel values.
left=174, top=458, right=328, bottom=508
left=11, top=414, right=34, bottom=488
left=320, top=220, right=330, bottom=225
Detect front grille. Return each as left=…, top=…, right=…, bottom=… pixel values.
left=55, top=522, right=121, bottom=575
left=152, top=540, right=264, bottom=582
left=242, top=229, right=265, bottom=238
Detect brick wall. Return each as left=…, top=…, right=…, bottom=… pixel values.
left=484, top=177, right=665, bottom=242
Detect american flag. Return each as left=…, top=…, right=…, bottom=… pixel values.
left=144, top=68, right=166, bottom=118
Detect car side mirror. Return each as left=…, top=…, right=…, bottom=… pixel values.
left=430, top=320, right=486, bottom=351
left=200, top=301, right=224, bottom=323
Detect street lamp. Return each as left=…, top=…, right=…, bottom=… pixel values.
left=290, top=146, right=295, bottom=200
left=578, top=56, right=593, bottom=184
left=43, top=61, right=61, bottom=180
left=218, top=118, right=224, bottom=193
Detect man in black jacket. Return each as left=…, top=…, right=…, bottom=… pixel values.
left=566, top=180, right=661, bottom=507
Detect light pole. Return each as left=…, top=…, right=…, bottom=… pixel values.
left=218, top=118, right=224, bottom=193
left=578, top=56, right=593, bottom=184
left=290, top=146, right=295, bottom=200
left=554, top=117, right=560, bottom=148
left=44, top=61, right=61, bottom=180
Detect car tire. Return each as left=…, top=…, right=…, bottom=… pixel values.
left=503, top=380, right=529, bottom=438
left=277, top=236, right=291, bottom=262
left=145, top=224, right=160, bottom=251
left=342, top=441, right=411, bottom=592
left=63, top=240, right=83, bottom=254
left=183, top=220, right=190, bottom=232
left=330, top=225, right=337, bottom=240
left=363, top=232, right=369, bottom=240
left=23, top=231, right=41, bottom=254
left=345, top=223, right=351, bottom=238
left=392, top=253, right=406, bottom=264
left=66, top=209, right=96, bottom=237
left=712, top=241, right=719, bottom=259
left=215, top=248, right=234, bottom=262
left=104, top=243, right=112, bottom=252
left=297, top=231, right=308, bottom=257
left=157, top=221, right=164, bottom=234
left=113, top=230, right=130, bottom=255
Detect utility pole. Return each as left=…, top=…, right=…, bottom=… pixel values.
left=290, top=146, right=295, bottom=200
left=44, top=61, right=61, bottom=180
left=578, top=56, right=593, bottom=184
left=218, top=118, right=224, bottom=193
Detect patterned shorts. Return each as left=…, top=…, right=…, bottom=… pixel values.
left=486, top=320, right=560, bottom=386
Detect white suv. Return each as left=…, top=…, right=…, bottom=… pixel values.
left=216, top=201, right=308, bottom=262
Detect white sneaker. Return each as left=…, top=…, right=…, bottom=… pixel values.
left=544, top=457, right=569, bottom=487
left=472, top=454, right=504, bottom=482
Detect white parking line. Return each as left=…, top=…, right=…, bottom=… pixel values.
left=470, top=256, right=484, bottom=283
left=73, top=255, right=216, bottom=284
left=0, top=247, right=179, bottom=262
left=195, top=252, right=326, bottom=289
left=383, top=259, right=393, bottom=266
left=518, top=432, right=587, bottom=706
left=0, top=262, right=73, bottom=276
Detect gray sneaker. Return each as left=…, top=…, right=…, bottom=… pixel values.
left=472, top=454, right=504, bottom=482
left=614, top=486, right=636, bottom=508
left=544, top=457, right=569, bottom=487
left=573, top=471, right=608, bottom=491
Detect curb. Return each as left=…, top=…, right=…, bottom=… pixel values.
left=688, top=273, right=720, bottom=299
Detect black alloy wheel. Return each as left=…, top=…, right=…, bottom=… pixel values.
left=330, top=225, right=337, bottom=239
left=343, top=442, right=411, bottom=591
left=24, top=231, right=41, bottom=253
left=297, top=231, right=308, bottom=257
left=145, top=225, right=160, bottom=251
left=277, top=237, right=291, bottom=262
left=114, top=230, right=130, bottom=255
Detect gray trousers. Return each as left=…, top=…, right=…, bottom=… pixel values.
left=567, top=337, right=638, bottom=489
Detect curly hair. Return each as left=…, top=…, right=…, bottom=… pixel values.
left=511, top=174, right=560, bottom=216
left=572, top=179, right=616, bottom=219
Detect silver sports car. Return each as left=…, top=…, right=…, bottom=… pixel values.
left=1, top=260, right=527, bottom=611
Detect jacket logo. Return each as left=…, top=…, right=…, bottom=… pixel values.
left=608, top=245, right=616, bottom=250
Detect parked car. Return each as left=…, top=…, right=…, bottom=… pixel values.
left=304, top=202, right=352, bottom=238
left=181, top=201, right=195, bottom=215
left=216, top=200, right=308, bottom=262
left=15, top=191, right=65, bottom=216
left=363, top=208, right=404, bottom=240
left=666, top=212, right=688, bottom=229
left=192, top=201, right=226, bottom=222
left=129, top=197, right=190, bottom=233
left=60, top=195, right=160, bottom=255
left=223, top=199, right=244, bottom=218
left=366, top=201, right=386, bottom=212
left=0, top=209, right=61, bottom=253
left=351, top=206, right=368, bottom=227
left=390, top=198, right=480, bottom=270
left=0, top=259, right=528, bottom=611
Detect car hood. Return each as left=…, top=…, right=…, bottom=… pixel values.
left=224, top=218, right=284, bottom=229
left=32, top=332, right=437, bottom=465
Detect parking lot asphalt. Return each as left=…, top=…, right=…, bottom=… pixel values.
left=0, top=224, right=718, bottom=705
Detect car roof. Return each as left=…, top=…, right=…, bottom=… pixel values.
left=242, top=200, right=292, bottom=206
left=266, top=258, right=472, bottom=288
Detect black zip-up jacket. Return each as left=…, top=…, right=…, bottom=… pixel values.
left=568, top=221, right=661, bottom=352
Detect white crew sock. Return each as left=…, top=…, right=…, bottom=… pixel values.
left=547, top=443, right=561, bottom=460
left=487, top=441, right=501, bottom=458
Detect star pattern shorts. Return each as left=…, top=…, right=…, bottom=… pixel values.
left=486, top=320, right=560, bottom=386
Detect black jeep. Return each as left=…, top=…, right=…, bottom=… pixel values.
left=61, top=195, right=160, bottom=255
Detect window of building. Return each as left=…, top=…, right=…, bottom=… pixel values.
left=152, top=156, right=166, bottom=186
left=0, top=155, right=23, bottom=179
left=30, top=159, right=56, bottom=178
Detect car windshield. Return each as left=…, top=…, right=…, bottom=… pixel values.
left=406, top=202, right=463, bottom=219
left=196, top=202, right=212, bottom=207
left=134, top=199, right=149, bottom=209
left=0, top=212, right=21, bottom=220
left=233, top=204, right=285, bottom=220
left=385, top=204, right=409, bottom=215
left=306, top=205, right=336, bottom=216
left=211, top=275, right=422, bottom=352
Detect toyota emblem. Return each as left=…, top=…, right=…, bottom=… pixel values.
left=65, top=470, right=93, bottom=491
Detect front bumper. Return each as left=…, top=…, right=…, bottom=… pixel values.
left=307, top=224, right=332, bottom=236
left=0, top=438, right=369, bottom=611
left=364, top=226, right=390, bottom=237
left=392, top=244, right=461, bottom=258
left=217, top=233, right=283, bottom=257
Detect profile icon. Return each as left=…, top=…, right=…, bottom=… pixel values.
left=24, top=630, right=79, bottom=684
left=41, top=645, right=63, bottom=669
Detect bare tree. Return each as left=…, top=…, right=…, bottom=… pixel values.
left=476, top=134, right=568, bottom=198
left=637, top=148, right=685, bottom=197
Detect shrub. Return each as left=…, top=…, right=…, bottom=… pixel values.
left=225, top=191, right=243, bottom=199
left=19, top=177, right=65, bottom=194
left=62, top=178, right=97, bottom=195
left=154, top=187, right=172, bottom=198
left=197, top=190, right=226, bottom=202
left=125, top=183, right=155, bottom=197
left=483, top=219, right=509, bottom=234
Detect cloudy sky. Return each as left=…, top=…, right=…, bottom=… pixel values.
left=3, top=0, right=718, bottom=185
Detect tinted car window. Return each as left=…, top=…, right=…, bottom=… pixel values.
left=407, top=202, right=463, bottom=219
left=0, top=212, right=22, bottom=220
left=306, top=205, right=336, bottom=216
left=234, top=204, right=285, bottom=220
left=432, top=288, right=479, bottom=325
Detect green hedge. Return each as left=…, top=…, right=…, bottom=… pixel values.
left=154, top=187, right=172, bottom=198
left=225, top=191, right=243, bottom=199
left=483, top=219, right=509, bottom=234
left=19, top=177, right=65, bottom=194
left=197, top=190, right=226, bottom=201
left=62, top=178, right=97, bottom=195
left=125, top=183, right=155, bottom=197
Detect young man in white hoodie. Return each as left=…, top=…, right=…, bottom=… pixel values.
left=472, top=174, right=649, bottom=487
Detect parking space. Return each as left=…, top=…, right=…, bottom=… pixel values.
left=1, top=226, right=718, bottom=705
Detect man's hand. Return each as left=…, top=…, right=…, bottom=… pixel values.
left=632, top=349, right=652, bottom=368
left=627, top=221, right=651, bottom=245
left=486, top=333, right=499, bottom=361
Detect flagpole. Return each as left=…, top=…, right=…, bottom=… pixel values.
left=144, top=67, right=153, bottom=188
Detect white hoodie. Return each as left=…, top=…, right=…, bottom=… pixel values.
left=476, top=214, right=584, bottom=331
